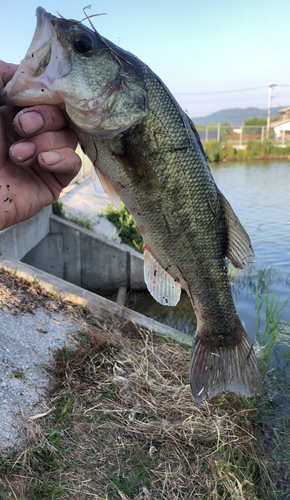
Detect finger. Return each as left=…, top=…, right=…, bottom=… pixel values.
left=9, top=128, right=78, bottom=165
left=38, top=147, right=82, bottom=187
left=0, top=105, right=18, bottom=148
left=0, top=113, right=8, bottom=164
left=13, top=104, right=69, bottom=137
left=0, top=61, right=18, bottom=88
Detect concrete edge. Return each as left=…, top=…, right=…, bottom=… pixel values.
left=0, top=258, right=193, bottom=347
left=50, top=214, right=144, bottom=259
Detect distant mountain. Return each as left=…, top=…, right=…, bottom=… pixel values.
left=191, top=107, right=282, bottom=126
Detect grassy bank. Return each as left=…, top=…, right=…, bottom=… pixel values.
left=204, top=139, right=290, bottom=163
left=0, top=269, right=290, bottom=499
left=53, top=199, right=95, bottom=231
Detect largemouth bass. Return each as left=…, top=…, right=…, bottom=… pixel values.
left=0, top=8, right=262, bottom=402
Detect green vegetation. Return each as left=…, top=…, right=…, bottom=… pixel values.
left=52, top=199, right=65, bottom=217
left=256, top=289, right=290, bottom=372
left=204, top=139, right=290, bottom=163
left=243, top=117, right=267, bottom=135
left=52, top=199, right=95, bottom=230
left=65, top=212, right=94, bottom=230
left=104, top=201, right=144, bottom=252
left=254, top=289, right=290, bottom=497
left=11, top=369, right=25, bottom=380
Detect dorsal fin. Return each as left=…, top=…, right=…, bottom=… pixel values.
left=218, top=189, right=254, bottom=269
left=144, top=247, right=181, bottom=306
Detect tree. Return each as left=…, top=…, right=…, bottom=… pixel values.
left=243, top=117, right=266, bottom=135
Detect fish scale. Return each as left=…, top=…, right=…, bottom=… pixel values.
left=0, top=7, right=262, bottom=402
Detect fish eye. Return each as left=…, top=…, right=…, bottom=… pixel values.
left=73, top=34, right=94, bottom=54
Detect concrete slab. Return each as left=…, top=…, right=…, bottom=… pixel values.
left=0, top=308, right=77, bottom=450
left=61, top=176, right=121, bottom=242
left=0, top=258, right=192, bottom=347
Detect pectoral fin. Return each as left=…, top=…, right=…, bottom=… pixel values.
left=144, top=247, right=181, bottom=306
left=93, top=166, right=121, bottom=210
left=219, top=189, right=254, bottom=269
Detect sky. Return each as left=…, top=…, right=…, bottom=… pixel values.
left=0, top=0, right=289, bottom=117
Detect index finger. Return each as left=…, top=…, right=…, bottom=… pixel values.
left=13, top=104, right=69, bottom=137
left=0, top=61, right=18, bottom=88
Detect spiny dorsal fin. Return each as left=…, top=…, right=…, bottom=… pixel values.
left=144, top=247, right=181, bottom=306
left=218, top=189, right=254, bottom=269
left=93, top=166, right=121, bottom=210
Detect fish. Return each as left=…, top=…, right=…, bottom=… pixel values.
left=0, top=7, right=262, bottom=402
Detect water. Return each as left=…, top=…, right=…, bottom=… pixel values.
left=132, top=160, right=290, bottom=497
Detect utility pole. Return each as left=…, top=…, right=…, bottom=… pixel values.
left=267, top=84, right=276, bottom=139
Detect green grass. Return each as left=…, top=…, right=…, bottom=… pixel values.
left=65, top=213, right=95, bottom=230
left=54, top=390, right=76, bottom=424
left=228, top=262, right=283, bottom=295
left=11, top=369, right=25, bottom=380
left=52, top=199, right=65, bottom=217
left=53, top=199, right=95, bottom=230
left=109, top=448, right=152, bottom=498
left=0, top=431, right=70, bottom=500
left=104, top=201, right=144, bottom=252
left=255, top=287, right=290, bottom=372
left=204, top=139, right=290, bottom=162
left=101, top=383, right=118, bottom=401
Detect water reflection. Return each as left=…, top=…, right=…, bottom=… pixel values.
left=130, top=291, right=197, bottom=336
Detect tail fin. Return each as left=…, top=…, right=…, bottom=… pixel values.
left=189, top=330, right=262, bottom=403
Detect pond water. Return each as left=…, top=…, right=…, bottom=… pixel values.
left=131, top=160, right=290, bottom=497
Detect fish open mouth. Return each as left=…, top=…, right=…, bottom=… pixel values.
left=0, top=7, right=71, bottom=106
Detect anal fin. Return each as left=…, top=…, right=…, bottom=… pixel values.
left=144, top=247, right=181, bottom=306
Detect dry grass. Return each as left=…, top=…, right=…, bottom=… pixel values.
left=0, top=270, right=276, bottom=499
left=0, top=269, right=70, bottom=315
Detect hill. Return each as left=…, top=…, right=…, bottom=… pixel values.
left=191, top=107, right=282, bottom=126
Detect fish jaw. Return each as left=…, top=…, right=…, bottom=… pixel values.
left=0, top=7, right=149, bottom=137
left=0, top=8, right=70, bottom=106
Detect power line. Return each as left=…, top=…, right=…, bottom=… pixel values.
left=175, top=84, right=290, bottom=96
left=175, top=86, right=268, bottom=96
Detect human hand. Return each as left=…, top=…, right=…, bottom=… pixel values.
left=0, top=61, right=81, bottom=230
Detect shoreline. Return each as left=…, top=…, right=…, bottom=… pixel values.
left=218, top=153, right=290, bottom=162
left=203, top=140, right=290, bottom=163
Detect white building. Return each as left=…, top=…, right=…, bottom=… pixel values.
left=270, top=106, right=290, bottom=138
